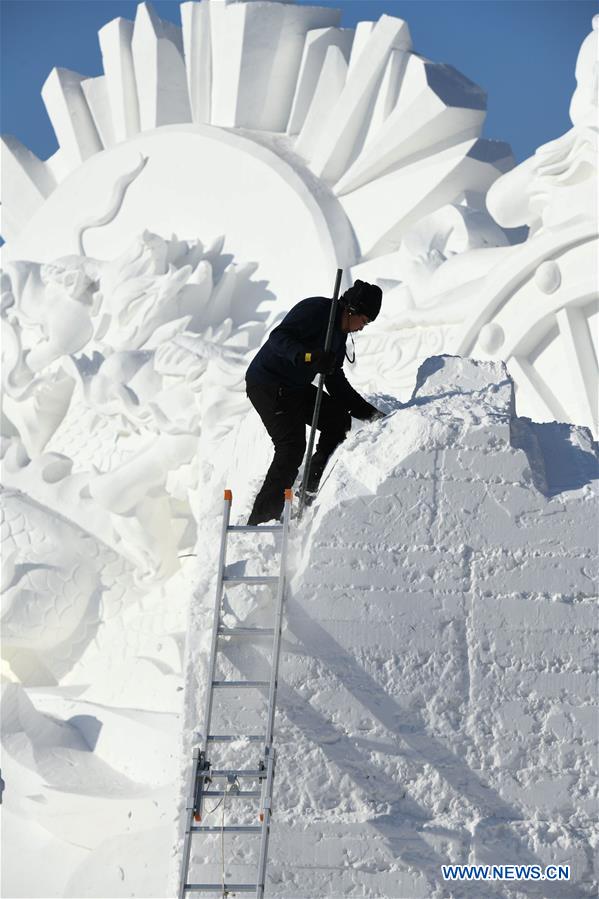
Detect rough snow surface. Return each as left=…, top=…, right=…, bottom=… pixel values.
left=175, top=355, right=598, bottom=898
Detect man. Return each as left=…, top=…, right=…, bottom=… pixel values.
left=245, top=280, right=384, bottom=525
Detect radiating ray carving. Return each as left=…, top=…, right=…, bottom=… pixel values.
left=362, top=47, right=410, bottom=148
left=307, top=14, right=412, bottom=184
left=347, top=20, right=375, bottom=74
left=41, top=68, right=103, bottom=167
left=295, top=43, right=348, bottom=159
left=287, top=26, right=353, bottom=135
left=208, top=0, right=339, bottom=130
left=131, top=1, right=191, bottom=129
left=98, top=16, right=140, bottom=141
left=81, top=76, right=116, bottom=149
left=336, top=55, right=487, bottom=195
left=181, top=0, right=212, bottom=124
left=0, top=136, right=57, bottom=243
left=341, top=137, right=513, bottom=259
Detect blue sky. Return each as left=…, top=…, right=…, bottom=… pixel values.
left=0, top=1, right=594, bottom=163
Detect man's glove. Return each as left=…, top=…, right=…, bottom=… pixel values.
left=301, top=349, right=337, bottom=374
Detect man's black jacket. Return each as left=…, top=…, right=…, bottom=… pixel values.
left=245, top=296, right=375, bottom=420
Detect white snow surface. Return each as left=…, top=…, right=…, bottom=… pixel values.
left=173, top=355, right=598, bottom=898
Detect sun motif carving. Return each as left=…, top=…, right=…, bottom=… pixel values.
left=2, top=1, right=512, bottom=284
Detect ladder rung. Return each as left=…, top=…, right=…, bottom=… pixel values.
left=228, top=524, right=282, bottom=532
left=203, top=790, right=261, bottom=798
left=211, top=680, right=269, bottom=689
left=191, top=825, right=262, bottom=833
left=217, top=627, right=275, bottom=638
left=207, top=735, right=264, bottom=743
left=223, top=575, right=278, bottom=585
left=210, top=769, right=267, bottom=778
left=184, top=884, right=259, bottom=892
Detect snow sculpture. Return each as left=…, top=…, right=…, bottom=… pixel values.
left=2, top=4, right=594, bottom=436
left=1, top=136, right=57, bottom=241
left=1, top=3, right=597, bottom=895
left=98, top=15, right=140, bottom=140
left=487, top=17, right=597, bottom=235
left=2, top=230, right=270, bottom=659
left=41, top=67, right=104, bottom=164
left=349, top=17, right=598, bottom=435
left=132, top=2, right=192, bottom=129
left=460, top=18, right=598, bottom=436
left=6, top=1, right=594, bottom=435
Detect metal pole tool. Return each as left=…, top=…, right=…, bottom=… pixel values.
left=297, top=268, right=343, bottom=518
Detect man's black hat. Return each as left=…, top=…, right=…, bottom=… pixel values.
left=341, top=280, right=382, bottom=321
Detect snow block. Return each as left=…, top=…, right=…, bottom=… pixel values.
left=98, top=16, right=140, bottom=142
left=347, top=19, right=375, bottom=74
left=287, top=26, right=353, bottom=135
left=181, top=0, right=212, bottom=124
left=307, top=14, right=412, bottom=184
left=556, top=305, right=599, bottom=432
left=0, top=135, right=56, bottom=243
left=340, top=137, right=514, bottom=259
left=41, top=67, right=103, bottom=168
left=81, top=75, right=116, bottom=149
left=262, top=354, right=597, bottom=896
left=131, top=2, right=191, bottom=130
left=209, top=0, right=339, bottom=130
left=294, top=44, right=348, bottom=160
left=362, top=46, right=410, bottom=148
left=336, top=54, right=488, bottom=195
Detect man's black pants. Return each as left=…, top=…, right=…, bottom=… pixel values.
left=246, top=383, right=351, bottom=525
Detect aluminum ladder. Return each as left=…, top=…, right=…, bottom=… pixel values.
left=179, top=488, right=292, bottom=898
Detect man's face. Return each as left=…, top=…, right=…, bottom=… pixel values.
left=343, top=309, right=370, bottom=332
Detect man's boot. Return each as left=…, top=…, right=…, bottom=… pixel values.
left=247, top=488, right=286, bottom=525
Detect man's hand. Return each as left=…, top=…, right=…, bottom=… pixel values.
left=368, top=408, right=386, bottom=422
left=301, top=349, right=337, bottom=374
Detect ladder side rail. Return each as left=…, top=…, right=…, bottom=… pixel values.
left=180, top=492, right=232, bottom=899
left=263, top=490, right=292, bottom=749
left=179, top=749, right=203, bottom=899
left=254, top=490, right=291, bottom=898
left=256, top=749, right=277, bottom=899
left=201, top=490, right=233, bottom=761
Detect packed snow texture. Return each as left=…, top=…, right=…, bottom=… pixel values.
left=176, top=355, right=598, bottom=899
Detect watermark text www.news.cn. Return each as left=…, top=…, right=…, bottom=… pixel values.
left=442, top=864, right=570, bottom=882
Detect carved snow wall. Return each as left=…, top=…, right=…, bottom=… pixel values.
left=176, top=357, right=598, bottom=897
